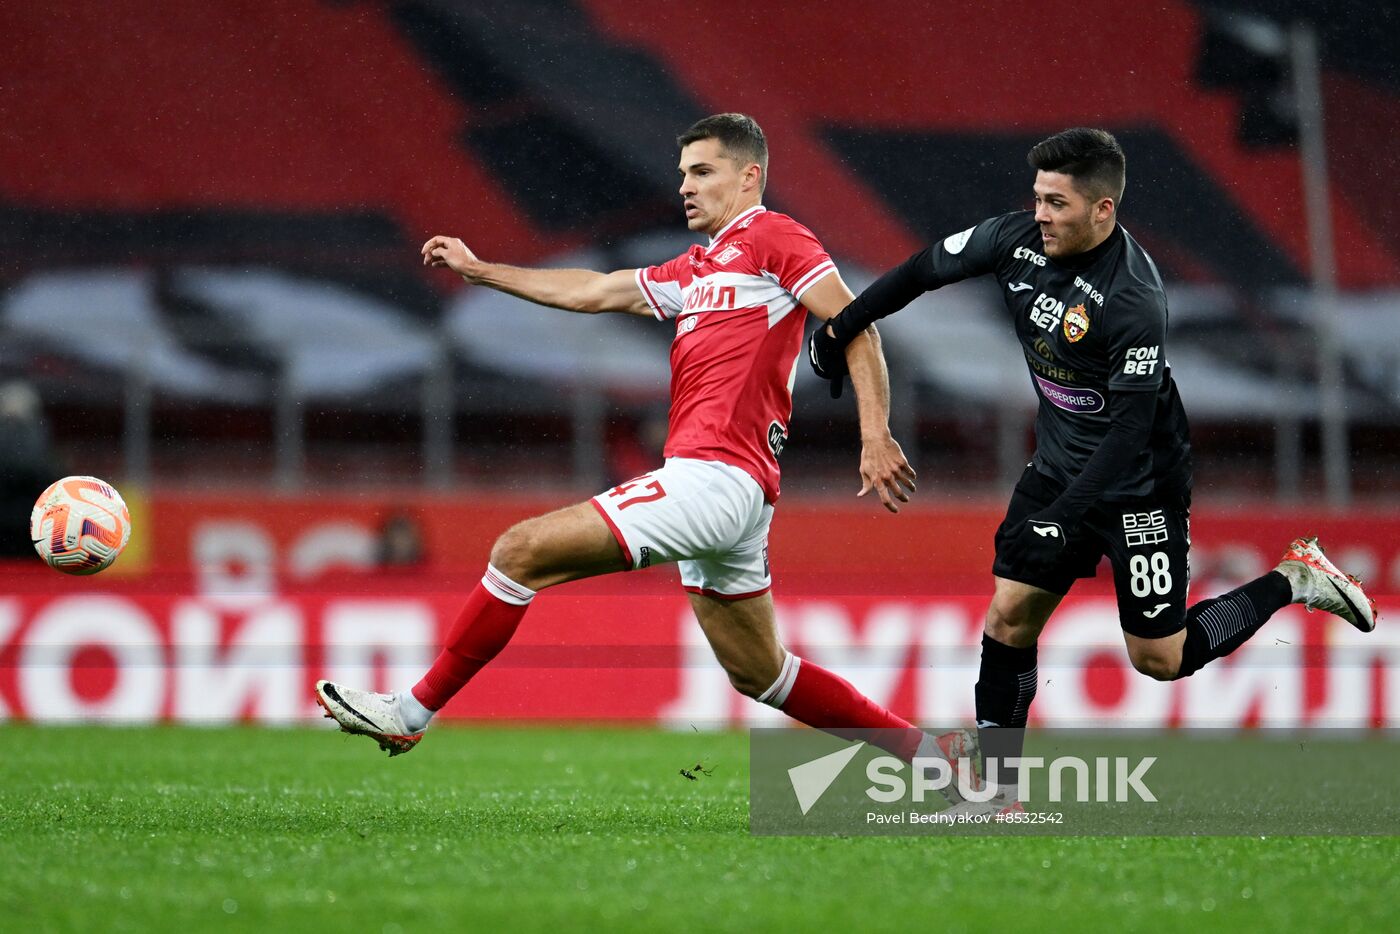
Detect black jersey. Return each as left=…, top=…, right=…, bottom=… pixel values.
left=838, top=211, right=1192, bottom=498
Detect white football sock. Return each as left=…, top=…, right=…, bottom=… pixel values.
left=1273, top=561, right=1310, bottom=604
left=395, top=690, right=434, bottom=733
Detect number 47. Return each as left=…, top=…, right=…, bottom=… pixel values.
left=607, top=477, right=667, bottom=510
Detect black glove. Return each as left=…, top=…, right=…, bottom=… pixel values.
left=808, top=324, right=848, bottom=399
left=1002, top=505, right=1076, bottom=569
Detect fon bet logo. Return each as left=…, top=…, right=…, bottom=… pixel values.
left=1123, top=346, right=1161, bottom=375
left=1028, top=293, right=1066, bottom=331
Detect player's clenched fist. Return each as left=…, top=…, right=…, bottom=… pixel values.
left=421, top=236, right=480, bottom=278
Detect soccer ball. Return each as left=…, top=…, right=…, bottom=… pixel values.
left=30, top=476, right=132, bottom=575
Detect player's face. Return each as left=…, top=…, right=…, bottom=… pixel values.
left=678, top=138, right=761, bottom=236
left=1033, top=171, right=1113, bottom=258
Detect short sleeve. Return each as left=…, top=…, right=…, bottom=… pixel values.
left=757, top=217, right=838, bottom=301
left=1106, top=288, right=1168, bottom=391
left=636, top=254, right=689, bottom=320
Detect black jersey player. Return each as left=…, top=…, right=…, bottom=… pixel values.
left=810, top=128, right=1377, bottom=810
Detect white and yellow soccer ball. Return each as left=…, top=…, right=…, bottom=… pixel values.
left=30, top=476, right=132, bottom=575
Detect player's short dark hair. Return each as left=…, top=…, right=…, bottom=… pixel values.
left=1028, top=128, right=1126, bottom=206
left=677, top=113, right=768, bottom=191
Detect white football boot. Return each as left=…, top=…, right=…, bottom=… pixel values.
left=913, top=727, right=985, bottom=806
left=934, top=727, right=1025, bottom=818
left=941, top=790, right=1025, bottom=819
left=1277, top=537, right=1378, bottom=633
left=315, top=680, right=424, bottom=757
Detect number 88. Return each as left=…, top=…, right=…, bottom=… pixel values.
left=1129, top=551, right=1172, bottom=597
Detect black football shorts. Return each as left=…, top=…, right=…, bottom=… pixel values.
left=992, top=466, right=1193, bottom=638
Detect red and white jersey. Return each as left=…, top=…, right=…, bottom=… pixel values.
left=634, top=206, right=837, bottom=503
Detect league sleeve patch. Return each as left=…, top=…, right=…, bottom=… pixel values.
left=942, top=226, right=976, bottom=255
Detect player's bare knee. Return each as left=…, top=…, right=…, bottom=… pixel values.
left=727, top=670, right=765, bottom=699
left=719, top=655, right=779, bottom=699
left=722, top=666, right=761, bottom=699
left=1129, top=651, right=1179, bottom=682
left=488, top=521, right=540, bottom=583
left=984, top=600, right=1044, bottom=648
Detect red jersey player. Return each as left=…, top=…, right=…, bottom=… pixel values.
left=316, top=114, right=954, bottom=772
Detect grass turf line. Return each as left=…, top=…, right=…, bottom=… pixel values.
left=0, top=725, right=1394, bottom=933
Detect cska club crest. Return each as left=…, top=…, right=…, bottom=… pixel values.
left=1063, top=304, right=1090, bottom=343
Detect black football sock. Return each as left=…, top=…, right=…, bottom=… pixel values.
left=1175, top=571, right=1293, bottom=678
left=974, top=634, right=1038, bottom=794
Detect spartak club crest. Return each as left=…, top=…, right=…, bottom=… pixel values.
left=1063, top=304, right=1090, bottom=342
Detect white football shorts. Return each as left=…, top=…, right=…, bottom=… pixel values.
left=590, top=457, right=773, bottom=599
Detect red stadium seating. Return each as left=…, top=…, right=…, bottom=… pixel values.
left=582, top=0, right=1399, bottom=287
left=0, top=0, right=576, bottom=265
left=4, top=0, right=1396, bottom=284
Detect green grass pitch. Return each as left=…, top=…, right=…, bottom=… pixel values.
left=1, top=725, right=1395, bottom=932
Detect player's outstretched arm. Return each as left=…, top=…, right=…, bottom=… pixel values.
left=810, top=225, right=998, bottom=383
left=421, top=235, right=652, bottom=317
left=807, top=246, right=945, bottom=386
left=803, top=272, right=917, bottom=513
